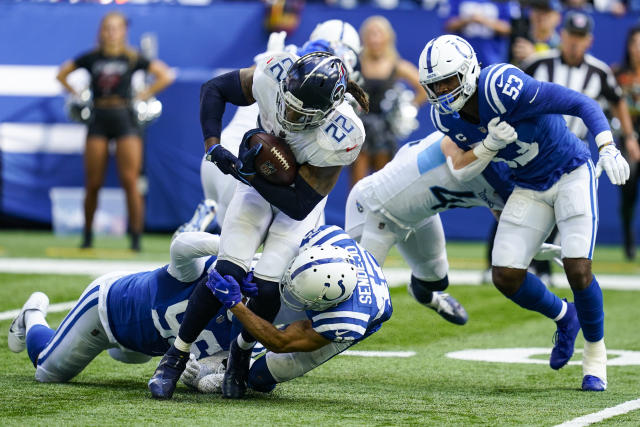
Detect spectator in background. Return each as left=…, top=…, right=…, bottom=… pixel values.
left=56, top=11, right=174, bottom=252
left=522, top=11, right=640, bottom=276
left=510, top=0, right=562, bottom=67
left=614, top=26, right=640, bottom=259
left=350, top=16, right=426, bottom=187
left=444, top=0, right=518, bottom=67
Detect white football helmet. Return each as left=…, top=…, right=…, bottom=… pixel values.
left=310, top=19, right=362, bottom=55
left=418, top=35, right=480, bottom=115
left=281, top=244, right=358, bottom=311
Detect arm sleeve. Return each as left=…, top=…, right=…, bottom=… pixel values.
left=500, top=66, right=611, bottom=141
left=200, top=70, right=253, bottom=142
left=167, top=232, right=220, bottom=282
left=250, top=173, right=325, bottom=221
left=600, top=68, right=623, bottom=104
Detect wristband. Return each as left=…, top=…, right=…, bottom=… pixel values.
left=598, top=142, right=615, bottom=152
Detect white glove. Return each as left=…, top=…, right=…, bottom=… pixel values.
left=483, top=117, right=518, bottom=151
left=533, top=243, right=563, bottom=268
left=596, top=144, right=630, bottom=185
left=266, top=31, right=287, bottom=53
left=180, top=354, right=225, bottom=393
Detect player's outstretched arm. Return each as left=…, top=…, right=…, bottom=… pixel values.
left=201, top=66, right=256, bottom=152
left=443, top=119, right=517, bottom=181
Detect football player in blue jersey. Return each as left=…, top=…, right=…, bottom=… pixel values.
left=7, top=232, right=234, bottom=384
left=150, top=225, right=393, bottom=398
left=418, top=34, right=631, bottom=391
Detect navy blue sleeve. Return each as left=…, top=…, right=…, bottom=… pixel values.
left=199, top=70, right=252, bottom=142
left=250, top=174, right=324, bottom=221
left=512, top=79, right=611, bottom=138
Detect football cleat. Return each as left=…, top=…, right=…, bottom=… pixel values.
left=582, top=375, right=607, bottom=391
left=148, top=345, right=190, bottom=399
left=426, top=292, right=468, bottom=325
left=8, top=292, right=49, bottom=353
left=221, top=340, right=252, bottom=399
left=550, top=300, right=581, bottom=370
left=172, top=199, right=217, bottom=240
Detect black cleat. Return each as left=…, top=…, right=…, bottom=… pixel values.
left=148, top=345, right=189, bottom=399
left=221, top=340, right=252, bottom=399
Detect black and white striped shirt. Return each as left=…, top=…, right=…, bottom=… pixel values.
left=522, top=49, right=622, bottom=140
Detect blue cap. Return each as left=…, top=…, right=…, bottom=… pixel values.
left=529, top=0, right=562, bottom=12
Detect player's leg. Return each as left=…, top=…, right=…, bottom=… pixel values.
left=81, top=134, right=109, bottom=248
left=492, top=187, right=579, bottom=370
left=397, top=215, right=467, bottom=325
left=248, top=341, right=352, bottom=392
left=620, top=157, right=638, bottom=259
left=150, top=185, right=271, bottom=399
left=30, top=282, right=110, bottom=383
left=223, top=199, right=327, bottom=399
left=115, top=134, right=144, bottom=251
left=344, top=182, right=396, bottom=265
left=555, top=161, right=606, bottom=391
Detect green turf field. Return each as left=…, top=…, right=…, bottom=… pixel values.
left=0, top=232, right=638, bottom=425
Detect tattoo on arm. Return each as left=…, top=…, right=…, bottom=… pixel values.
left=298, top=164, right=342, bottom=196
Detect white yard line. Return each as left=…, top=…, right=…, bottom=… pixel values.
left=0, top=258, right=638, bottom=290
left=0, top=301, right=76, bottom=321
left=554, top=398, right=640, bottom=427
left=341, top=350, right=416, bottom=358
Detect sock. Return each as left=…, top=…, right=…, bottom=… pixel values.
left=553, top=300, right=568, bottom=322
left=237, top=334, right=256, bottom=351
left=508, top=272, right=563, bottom=319
left=26, top=325, right=55, bottom=367
left=573, top=276, right=604, bottom=342
left=247, top=356, right=277, bottom=392
left=178, top=278, right=223, bottom=344
left=173, top=336, right=191, bottom=353
left=583, top=338, right=607, bottom=381
left=241, top=277, right=280, bottom=343
left=409, top=275, right=448, bottom=305
left=25, top=310, right=48, bottom=334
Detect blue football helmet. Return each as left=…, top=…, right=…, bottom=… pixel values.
left=276, top=51, right=348, bottom=132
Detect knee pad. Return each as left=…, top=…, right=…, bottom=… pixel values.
left=264, top=352, right=305, bottom=383
left=107, top=348, right=152, bottom=364
left=409, top=275, right=448, bottom=304
left=215, top=259, right=247, bottom=284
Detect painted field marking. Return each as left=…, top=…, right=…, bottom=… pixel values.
left=0, top=301, right=76, bottom=321
left=554, top=398, right=640, bottom=427
left=0, top=258, right=638, bottom=290
left=341, top=350, right=416, bottom=358
left=446, top=348, right=640, bottom=366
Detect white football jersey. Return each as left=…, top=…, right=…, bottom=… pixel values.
left=358, top=131, right=506, bottom=226
left=252, top=52, right=364, bottom=167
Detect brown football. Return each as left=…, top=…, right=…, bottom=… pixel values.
left=247, top=132, right=298, bottom=186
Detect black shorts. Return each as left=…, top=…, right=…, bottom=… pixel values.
left=87, top=107, right=141, bottom=140
left=360, top=113, right=397, bottom=155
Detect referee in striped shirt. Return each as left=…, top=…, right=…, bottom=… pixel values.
left=521, top=11, right=640, bottom=277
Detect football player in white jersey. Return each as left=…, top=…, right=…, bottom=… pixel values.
left=150, top=49, right=369, bottom=399
left=174, top=20, right=362, bottom=237
left=159, top=225, right=393, bottom=397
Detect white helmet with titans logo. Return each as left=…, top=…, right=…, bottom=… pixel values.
left=418, top=35, right=480, bottom=114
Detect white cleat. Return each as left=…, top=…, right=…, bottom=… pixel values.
left=8, top=292, right=49, bottom=353
left=172, top=199, right=218, bottom=240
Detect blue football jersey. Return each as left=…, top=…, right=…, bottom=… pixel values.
left=299, top=226, right=393, bottom=343
left=106, top=256, right=231, bottom=358
left=430, top=63, right=610, bottom=190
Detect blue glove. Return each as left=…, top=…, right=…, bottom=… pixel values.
left=238, top=129, right=264, bottom=177
left=206, top=270, right=242, bottom=309
left=205, top=144, right=243, bottom=176
left=240, top=272, right=259, bottom=298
